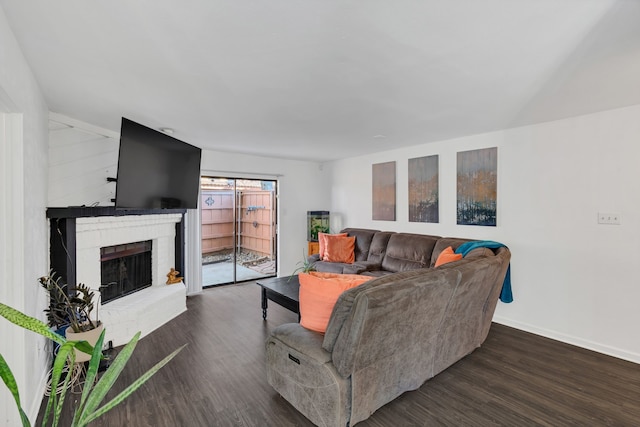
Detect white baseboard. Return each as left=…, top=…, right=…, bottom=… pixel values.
left=493, top=316, right=640, bottom=365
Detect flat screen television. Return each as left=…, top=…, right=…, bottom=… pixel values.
left=115, top=117, right=202, bottom=209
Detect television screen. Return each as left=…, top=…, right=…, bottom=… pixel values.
left=115, top=118, right=202, bottom=209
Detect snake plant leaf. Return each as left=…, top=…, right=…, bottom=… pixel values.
left=78, top=344, right=185, bottom=426
left=0, top=353, right=31, bottom=427
left=73, top=340, right=95, bottom=358
left=43, top=341, right=76, bottom=427
left=72, top=329, right=106, bottom=425
left=0, top=302, right=65, bottom=346
left=77, top=331, right=142, bottom=418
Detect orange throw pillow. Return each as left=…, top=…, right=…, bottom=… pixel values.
left=324, top=235, right=356, bottom=263
left=299, top=272, right=373, bottom=333
left=435, top=246, right=463, bottom=267
left=318, top=232, right=347, bottom=260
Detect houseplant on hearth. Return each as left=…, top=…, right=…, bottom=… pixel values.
left=39, top=272, right=103, bottom=362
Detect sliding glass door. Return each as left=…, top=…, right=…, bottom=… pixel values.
left=201, top=177, right=277, bottom=286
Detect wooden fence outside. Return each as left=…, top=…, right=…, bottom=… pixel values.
left=201, top=190, right=275, bottom=259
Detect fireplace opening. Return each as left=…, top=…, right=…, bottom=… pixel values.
left=100, top=240, right=152, bottom=304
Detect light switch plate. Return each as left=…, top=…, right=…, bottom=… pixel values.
left=598, top=212, right=621, bottom=225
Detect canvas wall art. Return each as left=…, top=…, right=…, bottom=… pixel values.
left=408, top=155, right=439, bottom=223
left=372, top=161, right=396, bottom=221
left=457, top=147, right=497, bottom=226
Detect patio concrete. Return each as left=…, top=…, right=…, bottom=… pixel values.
left=202, top=261, right=274, bottom=286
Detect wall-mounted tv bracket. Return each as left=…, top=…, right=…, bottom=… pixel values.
left=107, top=177, right=117, bottom=202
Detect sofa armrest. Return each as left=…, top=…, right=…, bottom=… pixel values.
left=307, top=253, right=321, bottom=263
left=266, top=323, right=351, bottom=427
left=269, top=323, right=331, bottom=364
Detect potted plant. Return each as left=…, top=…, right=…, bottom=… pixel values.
left=39, top=272, right=103, bottom=362
left=289, top=249, right=316, bottom=281
left=0, top=301, right=184, bottom=427
left=39, top=272, right=99, bottom=333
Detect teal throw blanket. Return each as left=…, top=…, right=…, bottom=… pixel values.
left=454, top=240, right=513, bottom=303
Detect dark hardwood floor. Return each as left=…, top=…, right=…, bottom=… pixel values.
left=38, top=283, right=640, bottom=426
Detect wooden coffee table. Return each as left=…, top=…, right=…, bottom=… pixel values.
left=256, top=275, right=300, bottom=320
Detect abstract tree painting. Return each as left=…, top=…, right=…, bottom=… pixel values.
left=408, top=155, right=439, bottom=223
left=372, top=161, right=396, bottom=221
left=457, top=147, right=497, bottom=226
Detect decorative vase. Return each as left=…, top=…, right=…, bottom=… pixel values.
left=65, top=322, right=104, bottom=363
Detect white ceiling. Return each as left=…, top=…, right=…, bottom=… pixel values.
left=2, top=0, right=640, bottom=162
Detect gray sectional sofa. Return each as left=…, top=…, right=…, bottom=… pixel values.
left=309, top=228, right=484, bottom=276
left=266, top=228, right=511, bottom=426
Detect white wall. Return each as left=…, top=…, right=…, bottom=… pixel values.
left=0, top=7, right=51, bottom=426
left=48, top=112, right=120, bottom=207
left=327, top=104, right=640, bottom=363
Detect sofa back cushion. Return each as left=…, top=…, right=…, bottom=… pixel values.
left=341, top=228, right=379, bottom=262
left=380, top=233, right=441, bottom=273
left=366, top=231, right=394, bottom=264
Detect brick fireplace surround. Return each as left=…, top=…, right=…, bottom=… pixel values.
left=46, top=207, right=187, bottom=346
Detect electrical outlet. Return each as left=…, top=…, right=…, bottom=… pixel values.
left=598, top=212, right=621, bottom=225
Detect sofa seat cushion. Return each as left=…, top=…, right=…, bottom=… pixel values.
left=343, top=260, right=382, bottom=275
left=361, top=270, right=395, bottom=277
left=313, top=261, right=350, bottom=274
left=299, top=272, right=374, bottom=333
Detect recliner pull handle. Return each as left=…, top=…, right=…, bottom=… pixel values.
left=288, top=354, right=300, bottom=365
